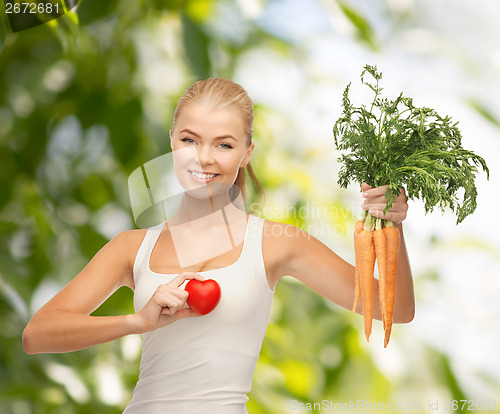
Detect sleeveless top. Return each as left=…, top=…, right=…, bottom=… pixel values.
left=123, top=214, right=275, bottom=414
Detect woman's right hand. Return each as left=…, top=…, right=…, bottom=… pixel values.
left=134, top=272, right=206, bottom=334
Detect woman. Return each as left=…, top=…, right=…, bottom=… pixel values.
left=23, top=78, right=414, bottom=413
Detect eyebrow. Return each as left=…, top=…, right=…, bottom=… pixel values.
left=179, top=128, right=238, bottom=142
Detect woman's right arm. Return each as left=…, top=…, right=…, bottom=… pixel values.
left=22, top=231, right=204, bottom=354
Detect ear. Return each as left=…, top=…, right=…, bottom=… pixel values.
left=169, top=129, right=173, bottom=151
left=240, top=141, right=255, bottom=168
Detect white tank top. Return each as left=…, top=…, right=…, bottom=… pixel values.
left=124, top=214, right=275, bottom=414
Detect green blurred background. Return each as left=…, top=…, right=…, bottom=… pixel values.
left=1, top=0, right=499, bottom=413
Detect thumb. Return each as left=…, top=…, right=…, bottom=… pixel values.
left=174, top=308, right=203, bottom=320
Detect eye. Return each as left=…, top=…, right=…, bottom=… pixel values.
left=219, top=143, right=233, bottom=149
left=180, top=137, right=196, bottom=144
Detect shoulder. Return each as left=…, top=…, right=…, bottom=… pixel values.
left=111, top=228, right=148, bottom=248
left=261, top=218, right=312, bottom=285
left=104, top=228, right=148, bottom=288
left=109, top=228, right=149, bottom=265
left=104, top=228, right=147, bottom=254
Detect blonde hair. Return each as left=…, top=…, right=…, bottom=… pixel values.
left=172, top=78, right=264, bottom=208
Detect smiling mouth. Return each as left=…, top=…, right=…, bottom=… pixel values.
left=188, top=170, right=220, bottom=179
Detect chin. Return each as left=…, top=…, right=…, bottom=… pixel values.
left=185, top=185, right=212, bottom=200
left=186, top=182, right=242, bottom=203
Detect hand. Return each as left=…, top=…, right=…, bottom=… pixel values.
left=134, top=272, right=206, bottom=334
left=360, top=183, right=408, bottom=227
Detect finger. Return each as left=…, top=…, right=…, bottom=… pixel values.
left=160, top=298, right=186, bottom=312
left=362, top=194, right=389, bottom=204
left=395, top=190, right=408, bottom=202
left=154, top=289, right=184, bottom=309
left=172, top=272, right=198, bottom=284
left=172, top=272, right=205, bottom=287
left=360, top=182, right=373, bottom=192
left=192, top=273, right=206, bottom=281
left=363, top=190, right=408, bottom=206
left=367, top=209, right=406, bottom=225
left=161, top=306, right=177, bottom=316
left=362, top=185, right=390, bottom=198
left=160, top=299, right=184, bottom=315
left=362, top=202, right=403, bottom=212
left=366, top=186, right=407, bottom=202
left=172, top=289, right=189, bottom=303
left=154, top=283, right=186, bottom=300
left=363, top=203, right=407, bottom=219
left=180, top=272, right=206, bottom=281
left=164, top=297, right=184, bottom=312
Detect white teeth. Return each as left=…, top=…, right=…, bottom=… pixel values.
left=189, top=170, right=218, bottom=179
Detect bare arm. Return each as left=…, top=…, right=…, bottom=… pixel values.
left=266, top=185, right=414, bottom=324
left=22, top=231, right=142, bottom=354
left=22, top=231, right=205, bottom=354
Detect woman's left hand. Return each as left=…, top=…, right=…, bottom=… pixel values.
left=360, top=183, right=408, bottom=227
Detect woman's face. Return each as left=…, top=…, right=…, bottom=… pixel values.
left=170, top=102, right=254, bottom=197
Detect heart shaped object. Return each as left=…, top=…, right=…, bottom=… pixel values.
left=185, top=279, right=221, bottom=315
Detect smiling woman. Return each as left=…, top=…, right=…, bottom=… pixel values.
left=170, top=78, right=263, bottom=202
left=22, top=77, right=415, bottom=414
left=170, top=103, right=252, bottom=194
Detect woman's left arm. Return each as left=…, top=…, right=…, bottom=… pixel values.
left=267, top=184, right=414, bottom=323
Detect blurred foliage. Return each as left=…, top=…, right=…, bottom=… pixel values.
left=1, top=0, right=498, bottom=413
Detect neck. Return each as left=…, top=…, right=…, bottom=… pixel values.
left=171, top=184, right=246, bottom=225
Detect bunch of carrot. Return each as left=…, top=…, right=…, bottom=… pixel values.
left=353, top=211, right=400, bottom=347
left=334, top=65, right=489, bottom=347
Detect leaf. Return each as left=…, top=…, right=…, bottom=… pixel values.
left=76, top=0, right=120, bottom=25
left=468, top=99, right=500, bottom=128
left=181, top=12, right=211, bottom=79
left=0, top=6, right=9, bottom=54
left=337, top=2, right=377, bottom=50
left=332, top=65, right=489, bottom=224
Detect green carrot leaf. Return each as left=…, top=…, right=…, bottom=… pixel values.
left=332, top=64, right=489, bottom=224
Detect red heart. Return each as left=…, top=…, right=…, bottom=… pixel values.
left=185, top=279, right=221, bottom=315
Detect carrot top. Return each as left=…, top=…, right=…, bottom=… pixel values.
left=333, top=65, right=489, bottom=224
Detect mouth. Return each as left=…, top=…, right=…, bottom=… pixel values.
left=188, top=170, right=220, bottom=183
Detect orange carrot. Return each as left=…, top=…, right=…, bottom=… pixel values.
left=352, top=220, right=365, bottom=313
left=357, top=227, right=376, bottom=342
left=382, top=225, right=400, bottom=347
left=373, top=219, right=387, bottom=331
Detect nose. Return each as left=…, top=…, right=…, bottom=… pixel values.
left=196, top=144, right=215, bottom=167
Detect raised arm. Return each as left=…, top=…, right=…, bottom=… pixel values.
left=265, top=185, right=414, bottom=324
